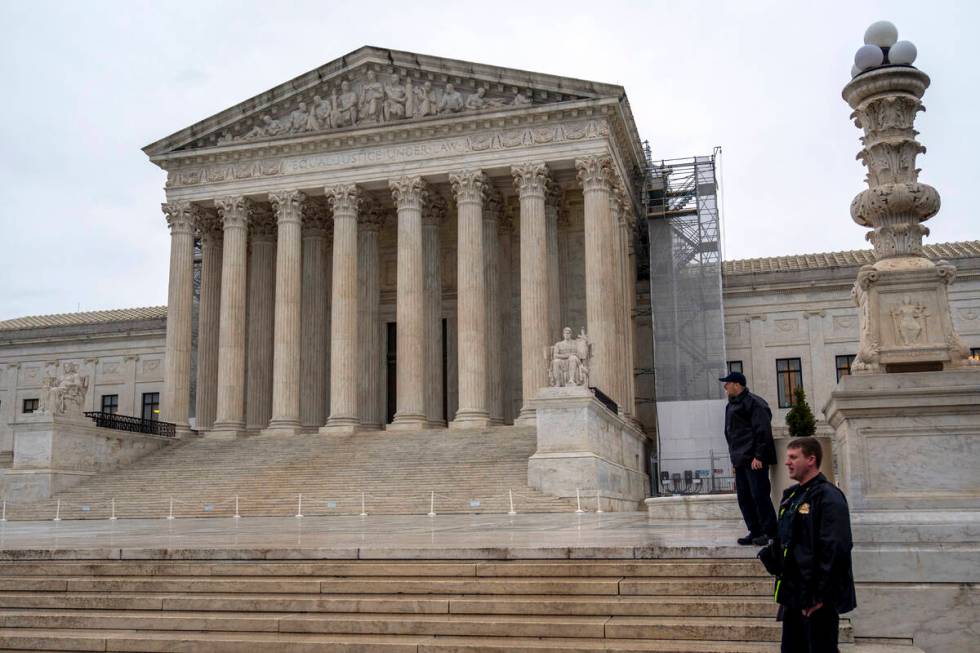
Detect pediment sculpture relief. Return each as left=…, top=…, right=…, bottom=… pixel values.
left=198, top=68, right=570, bottom=150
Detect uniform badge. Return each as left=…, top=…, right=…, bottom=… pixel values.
left=798, top=503, right=810, bottom=515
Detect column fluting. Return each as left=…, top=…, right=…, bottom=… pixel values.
left=245, top=205, right=276, bottom=430
left=300, top=198, right=332, bottom=429
left=323, top=184, right=362, bottom=433
left=576, top=155, right=619, bottom=404
left=213, top=196, right=251, bottom=434
left=422, top=193, right=447, bottom=427
left=608, top=187, right=627, bottom=416
left=497, top=208, right=516, bottom=424
left=161, top=201, right=196, bottom=433
left=545, top=184, right=562, bottom=344
left=357, top=201, right=384, bottom=430
left=389, top=176, right=428, bottom=430
left=267, top=189, right=306, bottom=433
left=512, top=162, right=551, bottom=424
left=194, top=210, right=222, bottom=431
left=449, top=169, right=491, bottom=429
left=483, top=188, right=503, bottom=425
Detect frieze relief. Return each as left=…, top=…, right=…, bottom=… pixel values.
left=166, top=119, right=609, bottom=189
left=184, top=66, right=578, bottom=151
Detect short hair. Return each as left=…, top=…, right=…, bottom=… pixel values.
left=787, top=436, right=822, bottom=468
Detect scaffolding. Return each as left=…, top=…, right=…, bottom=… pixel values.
left=645, top=149, right=727, bottom=403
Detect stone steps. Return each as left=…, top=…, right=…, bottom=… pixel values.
left=0, top=558, right=861, bottom=652
left=2, top=427, right=599, bottom=520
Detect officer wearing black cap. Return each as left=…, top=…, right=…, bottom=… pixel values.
left=719, top=370, right=778, bottom=545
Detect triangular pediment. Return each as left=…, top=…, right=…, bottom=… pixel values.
left=143, top=46, right=626, bottom=157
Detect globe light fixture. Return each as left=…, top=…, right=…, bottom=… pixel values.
left=864, top=20, right=898, bottom=47
left=889, top=40, right=918, bottom=65
left=855, top=44, right=885, bottom=71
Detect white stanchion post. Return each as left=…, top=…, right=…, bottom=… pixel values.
left=234, top=495, right=241, bottom=519
left=596, top=489, right=604, bottom=514
left=360, top=492, right=367, bottom=517
left=508, top=489, right=516, bottom=516
left=1, top=501, right=6, bottom=522
left=53, top=499, right=61, bottom=522
left=166, top=497, right=175, bottom=520
left=428, top=491, right=436, bottom=517
left=110, top=498, right=117, bottom=521
left=295, top=494, right=304, bottom=518
left=575, top=488, right=584, bottom=513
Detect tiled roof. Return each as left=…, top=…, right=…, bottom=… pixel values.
left=723, top=241, right=980, bottom=275
left=0, top=306, right=167, bottom=331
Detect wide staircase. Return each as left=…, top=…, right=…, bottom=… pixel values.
left=3, top=427, right=582, bottom=521
left=0, top=555, right=867, bottom=652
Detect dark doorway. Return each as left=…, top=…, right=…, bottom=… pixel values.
left=385, top=322, right=397, bottom=424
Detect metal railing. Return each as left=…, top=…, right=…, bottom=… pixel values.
left=84, top=412, right=176, bottom=438
left=652, top=449, right=734, bottom=496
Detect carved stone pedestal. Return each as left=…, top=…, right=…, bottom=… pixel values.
left=825, top=371, right=980, bottom=652
left=0, top=415, right=172, bottom=501
left=528, top=386, right=650, bottom=511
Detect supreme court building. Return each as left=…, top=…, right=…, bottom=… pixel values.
left=146, top=46, right=647, bottom=438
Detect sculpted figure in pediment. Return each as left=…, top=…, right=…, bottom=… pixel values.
left=244, top=114, right=284, bottom=139
left=512, top=90, right=532, bottom=106
left=383, top=75, right=408, bottom=122
left=438, top=83, right=464, bottom=114
left=360, top=70, right=385, bottom=123
left=286, top=101, right=311, bottom=133
left=334, top=80, right=359, bottom=127
left=465, top=87, right=487, bottom=110
left=308, top=95, right=332, bottom=131
left=414, top=81, right=435, bottom=118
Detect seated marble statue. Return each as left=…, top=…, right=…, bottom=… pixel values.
left=39, top=362, right=89, bottom=417
left=549, top=327, right=591, bottom=387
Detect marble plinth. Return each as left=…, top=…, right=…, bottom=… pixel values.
left=644, top=494, right=740, bottom=520
left=0, top=416, right=172, bottom=502
left=529, top=386, right=650, bottom=511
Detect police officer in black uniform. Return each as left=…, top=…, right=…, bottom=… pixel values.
left=720, top=371, right=778, bottom=545
left=761, top=436, right=857, bottom=653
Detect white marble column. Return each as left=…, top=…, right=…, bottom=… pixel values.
left=358, top=201, right=385, bottom=430
left=545, top=184, right=562, bottom=344
left=422, top=194, right=447, bottom=427
left=245, top=205, right=276, bottom=431
left=323, top=184, right=362, bottom=433
left=300, top=199, right=332, bottom=429
left=194, top=210, right=222, bottom=431
left=161, top=201, right=196, bottom=434
left=213, top=196, right=251, bottom=435
left=608, top=187, right=628, bottom=416
left=621, top=209, right=639, bottom=423
left=122, top=355, right=138, bottom=417
left=266, top=190, right=305, bottom=435
left=576, top=155, right=619, bottom=404
left=449, top=169, right=491, bottom=429
left=804, top=311, right=828, bottom=419
left=389, top=176, right=428, bottom=431
left=483, top=187, right=503, bottom=425
left=498, top=209, right=516, bottom=424
left=556, top=204, right=572, bottom=332
left=512, top=162, right=551, bottom=424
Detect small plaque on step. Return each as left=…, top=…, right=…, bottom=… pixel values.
left=203, top=504, right=214, bottom=512
left=469, top=500, right=481, bottom=508
left=326, top=501, right=337, bottom=509
left=81, top=505, right=91, bottom=512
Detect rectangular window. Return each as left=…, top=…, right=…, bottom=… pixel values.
left=727, top=361, right=743, bottom=374
left=775, top=358, right=803, bottom=409
left=142, top=392, right=160, bottom=421
left=23, top=398, right=39, bottom=414
left=971, top=347, right=980, bottom=361
left=101, top=394, right=119, bottom=414
left=836, top=354, right=856, bottom=382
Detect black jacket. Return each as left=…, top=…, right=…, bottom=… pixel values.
left=724, top=388, right=777, bottom=467
left=773, top=473, right=857, bottom=614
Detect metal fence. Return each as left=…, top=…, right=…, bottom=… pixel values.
left=651, top=449, right=734, bottom=496
left=84, top=412, right=176, bottom=438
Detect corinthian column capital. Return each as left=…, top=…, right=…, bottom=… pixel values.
left=511, top=161, right=549, bottom=198
left=248, top=204, right=276, bottom=241
left=483, top=185, right=503, bottom=224
left=162, top=200, right=197, bottom=235
left=301, top=197, right=333, bottom=238
left=324, top=184, right=362, bottom=217
left=575, top=155, right=614, bottom=192
left=359, top=196, right=386, bottom=232
left=449, top=169, right=488, bottom=205
left=269, top=190, right=306, bottom=225
left=390, top=176, right=429, bottom=211
left=215, top=196, right=252, bottom=230
left=422, top=192, right=448, bottom=227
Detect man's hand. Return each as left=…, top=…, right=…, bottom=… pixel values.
left=751, top=458, right=764, bottom=470
left=802, top=602, right=824, bottom=618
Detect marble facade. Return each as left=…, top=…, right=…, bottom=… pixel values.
left=145, top=47, right=647, bottom=436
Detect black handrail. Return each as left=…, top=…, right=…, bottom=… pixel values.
left=84, top=412, right=176, bottom=438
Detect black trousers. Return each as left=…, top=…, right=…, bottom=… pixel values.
left=780, top=605, right=840, bottom=653
left=734, top=464, right=777, bottom=537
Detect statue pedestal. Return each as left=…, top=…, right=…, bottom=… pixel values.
left=825, top=370, right=980, bottom=652
left=528, top=386, right=650, bottom=511
left=0, top=414, right=173, bottom=502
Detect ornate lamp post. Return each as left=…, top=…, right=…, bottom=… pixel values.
left=843, top=21, right=977, bottom=374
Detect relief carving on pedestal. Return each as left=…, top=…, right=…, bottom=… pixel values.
left=890, top=296, right=929, bottom=346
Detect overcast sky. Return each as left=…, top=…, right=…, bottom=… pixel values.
left=1, top=0, right=977, bottom=320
